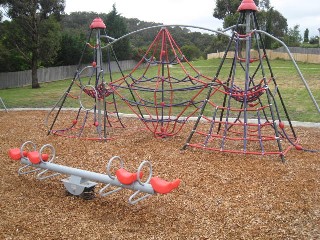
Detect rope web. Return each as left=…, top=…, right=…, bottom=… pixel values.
left=110, top=27, right=215, bottom=138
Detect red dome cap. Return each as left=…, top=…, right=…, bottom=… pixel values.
left=90, top=17, right=106, bottom=29
left=237, top=0, right=258, bottom=12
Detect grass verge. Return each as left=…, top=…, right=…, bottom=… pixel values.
left=0, top=59, right=319, bottom=122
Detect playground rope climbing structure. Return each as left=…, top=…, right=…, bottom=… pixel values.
left=110, top=27, right=214, bottom=138
left=182, top=0, right=306, bottom=161
left=46, top=18, right=125, bottom=140
left=44, top=0, right=319, bottom=159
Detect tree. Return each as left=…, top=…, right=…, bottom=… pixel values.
left=303, top=28, right=309, bottom=43
left=213, top=0, right=260, bottom=28
left=204, top=32, right=231, bottom=54
left=213, top=0, right=287, bottom=49
left=0, top=0, right=65, bottom=88
left=104, top=4, right=131, bottom=60
left=284, top=25, right=302, bottom=46
left=61, top=11, right=102, bottom=35
left=258, top=8, right=287, bottom=49
left=309, top=36, right=319, bottom=45
left=125, top=18, right=162, bottom=48
left=181, top=45, right=201, bottom=61
left=59, top=11, right=215, bottom=63
left=55, top=32, right=84, bottom=66
left=0, top=21, right=34, bottom=72
left=263, top=8, right=273, bottom=49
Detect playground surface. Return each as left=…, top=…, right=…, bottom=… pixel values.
left=1, top=110, right=319, bottom=239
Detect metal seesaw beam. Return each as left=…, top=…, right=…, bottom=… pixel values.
left=10, top=142, right=180, bottom=204
left=19, top=157, right=155, bottom=194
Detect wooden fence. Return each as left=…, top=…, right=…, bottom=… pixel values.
left=274, top=47, right=320, bottom=55
left=207, top=48, right=320, bottom=64
left=0, top=60, right=139, bottom=89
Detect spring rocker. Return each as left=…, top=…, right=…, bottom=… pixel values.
left=8, top=141, right=180, bottom=204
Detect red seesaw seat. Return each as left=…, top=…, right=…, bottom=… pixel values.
left=27, top=151, right=49, bottom=164
left=116, top=168, right=143, bottom=185
left=8, top=148, right=28, bottom=161
left=9, top=148, right=49, bottom=164
left=150, top=177, right=181, bottom=194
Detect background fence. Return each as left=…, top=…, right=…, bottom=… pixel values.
left=207, top=47, right=320, bottom=64
left=0, top=60, right=139, bottom=89
left=273, top=47, right=320, bottom=55
left=1, top=49, right=319, bottom=90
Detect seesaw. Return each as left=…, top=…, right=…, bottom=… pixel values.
left=8, top=141, right=180, bottom=204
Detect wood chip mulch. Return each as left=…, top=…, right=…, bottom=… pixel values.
left=0, top=110, right=319, bottom=239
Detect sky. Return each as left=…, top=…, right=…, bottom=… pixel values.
left=65, top=0, right=320, bottom=37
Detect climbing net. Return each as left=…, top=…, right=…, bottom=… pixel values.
left=46, top=18, right=125, bottom=140
left=183, top=8, right=301, bottom=160
left=110, top=27, right=215, bottom=138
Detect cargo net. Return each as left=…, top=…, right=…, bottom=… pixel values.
left=183, top=24, right=301, bottom=160
left=110, top=27, right=214, bottom=138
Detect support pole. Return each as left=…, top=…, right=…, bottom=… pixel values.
left=255, top=30, right=320, bottom=114
left=243, top=11, right=252, bottom=152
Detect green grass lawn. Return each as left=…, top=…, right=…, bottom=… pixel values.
left=0, top=58, right=319, bottom=122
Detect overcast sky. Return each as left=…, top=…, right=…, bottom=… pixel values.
left=65, top=0, right=320, bottom=37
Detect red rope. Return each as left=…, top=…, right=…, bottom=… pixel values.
left=186, top=143, right=285, bottom=156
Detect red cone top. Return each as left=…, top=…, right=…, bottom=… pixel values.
left=237, top=0, right=258, bottom=12
left=90, top=17, right=106, bottom=29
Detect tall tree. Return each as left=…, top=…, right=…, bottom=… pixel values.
left=284, top=25, right=302, bottom=46
left=303, top=28, right=309, bottom=43
left=104, top=4, right=131, bottom=60
left=204, top=33, right=230, bottom=54
left=0, top=0, right=65, bottom=88
left=55, top=32, right=85, bottom=66
left=213, top=0, right=260, bottom=28
left=258, top=7, right=287, bottom=48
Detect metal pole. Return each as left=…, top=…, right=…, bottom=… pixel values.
left=105, top=24, right=231, bottom=47
left=0, top=97, right=8, bottom=112
left=96, top=30, right=103, bottom=136
left=242, top=11, right=252, bottom=152
left=255, top=29, right=320, bottom=114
